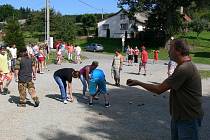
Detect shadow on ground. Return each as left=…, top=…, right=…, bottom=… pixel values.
left=39, top=129, right=86, bottom=140
left=76, top=84, right=172, bottom=139
left=40, top=82, right=210, bottom=140
left=45, top=94, right=62, bottom=102
left=8, top=95, right=35, bottom=107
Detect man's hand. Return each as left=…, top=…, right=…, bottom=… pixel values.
left=126, top=79, right=140, bottom=86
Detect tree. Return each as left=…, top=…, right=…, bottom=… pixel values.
left=81, top=14, right=97, bottom=36
left=0, top=4, right=16, bottom=21
left=117, top=0, right=200, bottom=38
left=3, top=19, right=25, bottom=51
left=189, top=18, right=208, bottom=38
left=54, top=16, right=76, bottom=42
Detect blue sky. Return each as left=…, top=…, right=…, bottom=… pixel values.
left=0, top=0, right=121, bottom=15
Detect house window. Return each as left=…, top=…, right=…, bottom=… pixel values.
left=120, top=14, right=126, bottom=20
left=102, top=24, right=109, bottom=30
left=120, top=23, right=128, bottom=30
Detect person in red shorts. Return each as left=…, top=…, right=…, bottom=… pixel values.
left=153, top=50, right=159, bottom=64
left=38, top=48, right=45, bottom=74
left=138, top=45, right=148, bottom=75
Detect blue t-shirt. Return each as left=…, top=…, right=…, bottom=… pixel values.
left=91, top=69, right=105, bottom=80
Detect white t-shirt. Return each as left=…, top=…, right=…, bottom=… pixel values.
left=26, top=46, right=34, bottom=55
left=7, top=47, right=17, bottom=59
left=75, top=46, right=81, bottom=56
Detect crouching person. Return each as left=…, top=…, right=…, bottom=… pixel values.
left=89, top=69, right=110, bottom=108
left=15, top=48, right=40, bottom=107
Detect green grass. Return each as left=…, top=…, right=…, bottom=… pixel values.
left=199, top=70, right=210, bottom=79
left=47, top=50, right=87, bottom=64
left=74, top=37, right=122, bottom=54
left=177, top=31, right=210, bottom=64
left=74, top=32, right=210, bottom=64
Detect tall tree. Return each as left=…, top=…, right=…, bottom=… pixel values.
left=117, top=0, right=200, bottom=37
left=3, top=19, right=25, bottom=50
left=54, top=16, right=76, bottom=42
left=0, top=4, right=16, bottom=21
left=81, top=14, right=97, bottom=36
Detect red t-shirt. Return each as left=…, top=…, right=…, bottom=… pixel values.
left=67, top=45, right=74, bottom=53
left=141, top=50, right=148, bottom=63
left=154, top=50, right=159, bottom=60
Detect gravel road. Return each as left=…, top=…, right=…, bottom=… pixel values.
left=0, top=52, right=209, bottom=140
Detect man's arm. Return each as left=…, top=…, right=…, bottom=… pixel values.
left=127, top=79, right=171, bottom=95
left=111, top=59, right=114, bottom=67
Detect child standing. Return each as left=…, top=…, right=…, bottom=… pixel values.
left=153, top=50, right=159, bottom=64
left=67, top=44, right=74, bottom=61
left=15, top=48, right=40, bottom=107
left=38, top=48, right=45, bottom=74
left=56, top=49, right=62, bottom=65
left=138, top=46, right=148, bottom=75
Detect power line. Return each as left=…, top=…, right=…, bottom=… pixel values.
left=78, top=0, right=101, bottom=11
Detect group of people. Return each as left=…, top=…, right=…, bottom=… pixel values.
left=55, top=42, right=82, bottom=65
left=26, top=43, right=49, bottom=74
left=51, top=39, right=204, bottom=140
left=125, top=45, right=159, bottom=76
left=0, top=45, right=40, bottom=107
left=0, top=38, right=204, bottom=140
left=53, top=61, right=110, bottom=107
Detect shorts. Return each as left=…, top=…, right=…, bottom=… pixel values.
left=18, top=81, right=35, bottom=94
left=171, top=118, right=202, bottom=140
left=89, top=78, right=107, bottom=96
left=38, top=57, right=45, bottom=62
left=0, top=73, right=12, bottom=81
left=113, top=69, right=120, bottom=79
left=128, top=55, right=133, bottom=60
left=140, top=62, right=147, bottom=66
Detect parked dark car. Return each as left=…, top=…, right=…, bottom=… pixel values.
left=85, top=43, right=104, bottom=52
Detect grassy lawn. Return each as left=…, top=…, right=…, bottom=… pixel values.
left=74, top=37, right=122, bottom=54
left=47, top=50, right=87, bottom=64
left=177, top=31, right=210, bottom=64
left=75, top=31, right=210, bottom=64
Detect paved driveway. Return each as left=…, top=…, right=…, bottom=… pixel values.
left=0, top=52, right=210, bottom=140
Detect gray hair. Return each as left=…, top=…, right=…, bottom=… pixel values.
left=172, top=39, right=190, bottom=56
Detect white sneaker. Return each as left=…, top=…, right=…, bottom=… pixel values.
left=82, top=96, right=88, bottom=100
left=63, top=100, right=68, bottom=104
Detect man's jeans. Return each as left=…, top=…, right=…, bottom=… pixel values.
left=53, top=75, right=67, bottom=100
left=80, top=75, right=87, bottom=96
left=171, top=118, right=202, bottom=140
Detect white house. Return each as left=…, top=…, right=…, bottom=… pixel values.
left=97, top=10, right=147, bottom=38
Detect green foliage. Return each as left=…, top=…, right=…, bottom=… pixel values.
left=81, top=14, right=97, bottom=36
left=3, top=19, right=25, bottom=50
left=54, top=16, right=76, bottom=42
left=26, top=9, right=45, bottom=33
left=0, top=4, right=15, bottom=21
left=117, top=0, right=203, bottom=38
left=189, top=18, right=208, bottom=37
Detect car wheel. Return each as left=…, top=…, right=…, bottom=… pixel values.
left=93, top=49, right=96, bottom=52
